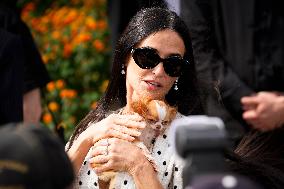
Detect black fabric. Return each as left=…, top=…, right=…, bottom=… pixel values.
left=0, top=29, right=24, bottom=125
left=0, top=4, right=51, bottom=93
left=180, top=0, right=284, bottom=141
left=0, top=3, right=51, bottom=125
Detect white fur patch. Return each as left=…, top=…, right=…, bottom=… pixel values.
left=154, top=101, right=167, bottom=121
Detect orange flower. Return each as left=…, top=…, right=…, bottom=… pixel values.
left=75, top=33, right=92, bottom=43
left=60, top=89, right=77, bottom=99
left=91, top=101, right=97, bottom=109
left=86, top=16, right=97, bottom=30
left=63, top=9, right=78, bottom=25
left=48, top=102, right=59, bottom=112
left=31, top=18, right=40, bottom=29
left=46, top=81, right=56, bottom=92
left=63, top=43, right=73, bottom=58
left=56, top=80, right=65, bottom=89
left=68, top=90, right=77, bottom=98
left=60, top=89, right=69, bottom=98
left=42, top=54, right=49, bottom=64
left=52, top=31, right=61, bottom=40
left=93, top=39, right=105, bottom=52
left=43, top=113, right=52, bottom=124
left=97, top=20, right=107, bottom=30
left=22, top=2, right=36, bottom=13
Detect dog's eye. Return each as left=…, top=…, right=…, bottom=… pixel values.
left=161, top=121, right=169, bottom=125
left=148, top=119, right=156, bottom=124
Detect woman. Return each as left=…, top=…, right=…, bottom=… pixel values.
left=67, top=7, right=204, bottom=189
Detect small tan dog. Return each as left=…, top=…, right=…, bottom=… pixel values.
left=91, top=98, right=177, bottom=188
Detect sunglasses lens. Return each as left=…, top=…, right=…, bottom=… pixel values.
left=133, top=48, right=159, bottom=69
left=164, top=57, right=183, bottom=77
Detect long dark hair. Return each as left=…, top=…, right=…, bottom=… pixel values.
left=67, top=7, right=204, bottom=149
left=227, top=128, right=284, bottom=188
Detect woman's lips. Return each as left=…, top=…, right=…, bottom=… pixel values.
left=144, top=80, right=162, bottom=90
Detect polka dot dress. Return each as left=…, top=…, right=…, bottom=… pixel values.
left=74, top=113, right=185, bottom=189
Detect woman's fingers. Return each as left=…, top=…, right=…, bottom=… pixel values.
left=90, top=155, right=109, bottom=165
left=105, top=128, right=135, bottom=141
left=112, top=125, right=141, bottom=137
left=93, top=161, right=114, bottom=173
left=112, top=114, right=146, bottom=129
left=91, top=145, right=108, bottom=156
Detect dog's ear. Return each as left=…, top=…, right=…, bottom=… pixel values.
left=166, top=106, right=177, bottom=122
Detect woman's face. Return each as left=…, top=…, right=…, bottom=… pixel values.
left=125, top=29, right=186, bottom=103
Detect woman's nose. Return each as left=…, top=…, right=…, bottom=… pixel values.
left=152, top=63, right=166, bottom=76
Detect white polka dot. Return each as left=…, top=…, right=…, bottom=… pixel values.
left=222, top=175, right=237, bottom=188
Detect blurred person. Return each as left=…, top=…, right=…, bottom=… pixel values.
left=0, top=0, right=50, bottom=125
left=0, top=29, right=24, bottom=125
left=67, top=7, right=204, bottom=189
left=180, top=0, right=284, bottom=142
left=227, top=127, right=284, bottom=189
left=0, top=123, right=74, bottom=188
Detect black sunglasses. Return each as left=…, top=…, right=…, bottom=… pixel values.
left=131, top=47, right=189, bottom=77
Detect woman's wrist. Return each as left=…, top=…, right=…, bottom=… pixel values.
left=129, top=156, right=162, bottom=189
left=68, top=131, right=93, bottom=173
left=130, top=156, right=152, bottom=177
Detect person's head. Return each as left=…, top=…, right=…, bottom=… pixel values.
left=0, top=123, right=74, bottom=189
left=68, top=7, right=204, bottom=148
left=227, top=128, right=284, bottom=189
left=109, top=7, right=201, bottom=112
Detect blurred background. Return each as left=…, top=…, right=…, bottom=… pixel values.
left=18, top=0, right=111, bottom=141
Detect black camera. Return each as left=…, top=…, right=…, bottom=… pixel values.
left=170, top=116, right=263, bottom=189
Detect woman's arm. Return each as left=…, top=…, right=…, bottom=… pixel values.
left=67, top=113, right=145, bottom=174
left=67, top=131, right=92, bottom=173
left=91, top=138, right=163, bottom=189
left=131, top=157, right=163, bottom=189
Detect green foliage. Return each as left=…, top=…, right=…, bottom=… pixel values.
left=21, top=0, right=110, bottom=141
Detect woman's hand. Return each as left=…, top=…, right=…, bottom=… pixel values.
left=83, top=113, right=146, bottom=145
left=241, top=92, right=284, bottom=131
left=90, top=138, right=147, bottom=175
left=68, top=112, right=146, bottom=174
left=90, top=138, right=163, bottom=189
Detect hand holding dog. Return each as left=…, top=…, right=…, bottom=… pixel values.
left=90, top=138, right=150, bottom=176
left=83, top=113, right=146, bottom=145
